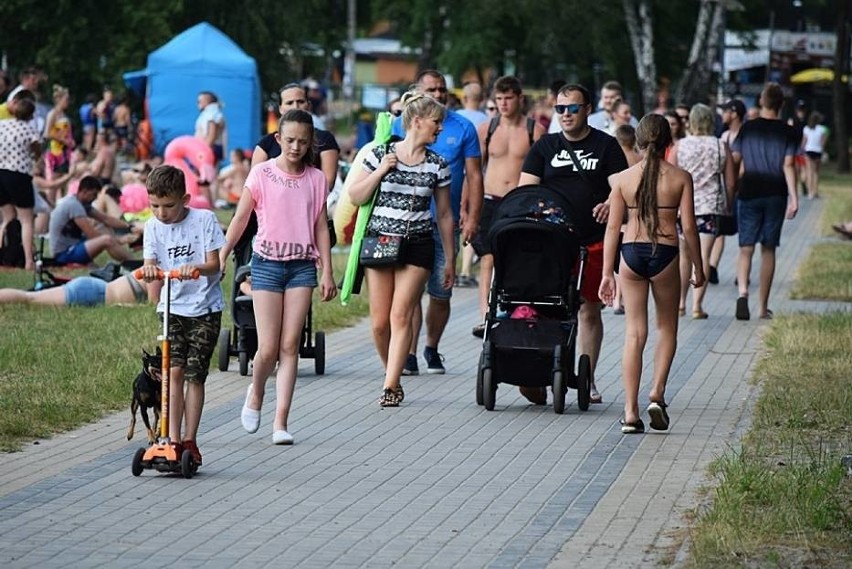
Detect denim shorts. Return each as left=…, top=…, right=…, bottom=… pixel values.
left=737, top=196, right=786, bottom=248
left=64, top=276, right=107, bottom=306
left=56, top=240, right=92, bottom=265
left=250, top=254, right=317, bottom=293
left=426, top=224, right=460, bottom=300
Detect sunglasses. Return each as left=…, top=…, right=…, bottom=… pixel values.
left=554, top=103, right=585, bottom=115
left=390, top=109, right=402, bottom=117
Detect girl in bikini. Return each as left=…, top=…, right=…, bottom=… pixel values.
left=599, top=113, right=705, bottom=434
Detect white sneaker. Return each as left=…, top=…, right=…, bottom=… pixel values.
left=272, top=430, right=294, bottom=445
left=241, top=385, right=261, bottom=433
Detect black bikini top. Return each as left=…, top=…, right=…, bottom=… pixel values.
left=625, top=204, right=679, bottom=210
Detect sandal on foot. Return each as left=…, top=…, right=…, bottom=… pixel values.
left=620, top=418, right=645, bottom=434
left=589, top=386, right=602, bottom=404
left=393, top=384, right=405, bottom=403
left=759, top=310, right=774, bottom=320
left=692, top=310, right=708, bottom=320
left=736, top=296, right=750, bottom=321
left=647, top=401, right=670, bottom=431
left=379, top=388, right=401, bottom=407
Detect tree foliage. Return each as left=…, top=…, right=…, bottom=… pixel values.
left=0, top=0, right=843, bottom=119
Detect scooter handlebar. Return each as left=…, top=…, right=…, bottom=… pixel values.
left=133, top=268, right=201, bottom=280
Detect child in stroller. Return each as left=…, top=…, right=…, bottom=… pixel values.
left=476, top=185, right=592, bottom=413
left=217, top=211, right=327, bottom=376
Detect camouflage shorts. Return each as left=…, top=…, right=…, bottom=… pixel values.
left=158, top=312, right=222, bottom=384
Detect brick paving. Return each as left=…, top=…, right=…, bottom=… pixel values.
left=1, top=197, right=848, bottom=568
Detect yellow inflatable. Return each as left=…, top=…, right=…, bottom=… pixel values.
left=333, top=142, right=374, bottom=245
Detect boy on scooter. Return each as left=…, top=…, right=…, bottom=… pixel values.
left=140, top=165, right=225, bottom=466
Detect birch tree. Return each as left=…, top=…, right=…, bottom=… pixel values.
left=622, top=0, right=658, bottom=113
left=675, top=0, right=726, bottom=105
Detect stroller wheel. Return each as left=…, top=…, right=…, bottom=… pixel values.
left=483, top=368, right=496, bottom=411
left=239, top=350, right=250, bottom=376
left=217, top=329, right=231, bottom=372
left=476, top=353, right=485, bottom=406
left=577, top=354, right=592, bottom=411
left=314, top=332, right=326, bottom=375
left=552, top=370, right=566, bottom=414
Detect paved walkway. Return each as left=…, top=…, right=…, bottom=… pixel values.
left=1, top=198, right=848, bottom=568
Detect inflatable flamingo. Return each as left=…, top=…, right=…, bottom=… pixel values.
left=163, top=135, right=215, bottom=209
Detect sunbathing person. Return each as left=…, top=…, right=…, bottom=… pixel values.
left=0, top=272, right=154, bottom=307
left=832, top=222, right=852, bottom=239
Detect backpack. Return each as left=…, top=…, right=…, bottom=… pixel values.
left=0, top=219, right=26, bottom=268
left=483, top=116, right=536, bottom=169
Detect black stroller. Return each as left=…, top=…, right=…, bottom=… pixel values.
left=476, top=185, right=592, bottom=413
left=217, top=213, right=326, bottom=376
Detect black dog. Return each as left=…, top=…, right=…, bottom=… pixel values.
left=127, top=349, right=162, bottom=444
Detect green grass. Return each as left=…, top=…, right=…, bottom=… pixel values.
left=0, top=250, right=368, bottom=452
left=686, top=167, right=852, bottom=568
left=791, top=243, right=852, bottom=300
left=791, top=170, right=852, bottom=301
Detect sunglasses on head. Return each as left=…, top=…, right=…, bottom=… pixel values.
left=554, top=103, right=585, bottom=115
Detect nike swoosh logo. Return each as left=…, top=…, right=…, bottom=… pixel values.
left=550, top=150, right=595, bottom=169
left=550, top=156, right=575, bottom=168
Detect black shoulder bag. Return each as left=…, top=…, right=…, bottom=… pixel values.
left=358, top=146, right=413, bottom=267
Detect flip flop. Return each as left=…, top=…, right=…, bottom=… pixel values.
left=647, top=401, right=670, bottom=431
left=620, top=418, right=645, bottom=434
left=589, top=387, right=602, bottom=404
left=736, top=296, right=750, bottom=321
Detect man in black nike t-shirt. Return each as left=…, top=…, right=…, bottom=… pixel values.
left=519, top=83, right=628, bottom=405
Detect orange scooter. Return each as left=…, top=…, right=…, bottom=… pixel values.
left=131, top=268, right=199, bottom=479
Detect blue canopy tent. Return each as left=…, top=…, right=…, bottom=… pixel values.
left=123, top=22, right=261, bottom=157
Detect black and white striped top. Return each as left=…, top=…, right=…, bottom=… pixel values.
left=363, top=142, right=451, bottom=236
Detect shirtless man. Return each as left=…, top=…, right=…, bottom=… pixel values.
left=112, top=95, right=132, bottom=153
left=471, top=76, right=545, bottom=337
left=89, top=131, right=116, bottom=184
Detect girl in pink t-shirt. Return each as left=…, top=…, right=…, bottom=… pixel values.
left=220, top=109, right=336, bottom=446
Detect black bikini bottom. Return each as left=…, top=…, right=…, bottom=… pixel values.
left=621, top=242, right=679, bottom=280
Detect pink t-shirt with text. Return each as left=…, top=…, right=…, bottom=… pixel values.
left=246, top=159, right=327, bottom=261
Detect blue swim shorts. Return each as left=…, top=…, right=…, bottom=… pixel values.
left=56, top=240, right=92, bottom=265
left=250, top=255, right=317, bottom=293
left=64, top=276, right=108, bottom=306
left=737, top=196, right=786, bottom=248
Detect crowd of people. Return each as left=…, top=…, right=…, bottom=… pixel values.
left=0, top=61, right=824, bottom=459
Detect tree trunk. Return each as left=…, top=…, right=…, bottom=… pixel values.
left=622, top=0, right=657, bottom=114
left=676, top=0, right=725, bottom=105
left=833, top=0, right=850, bottom=173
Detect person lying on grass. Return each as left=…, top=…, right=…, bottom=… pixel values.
left=0, top=272, right=154, bottom=306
